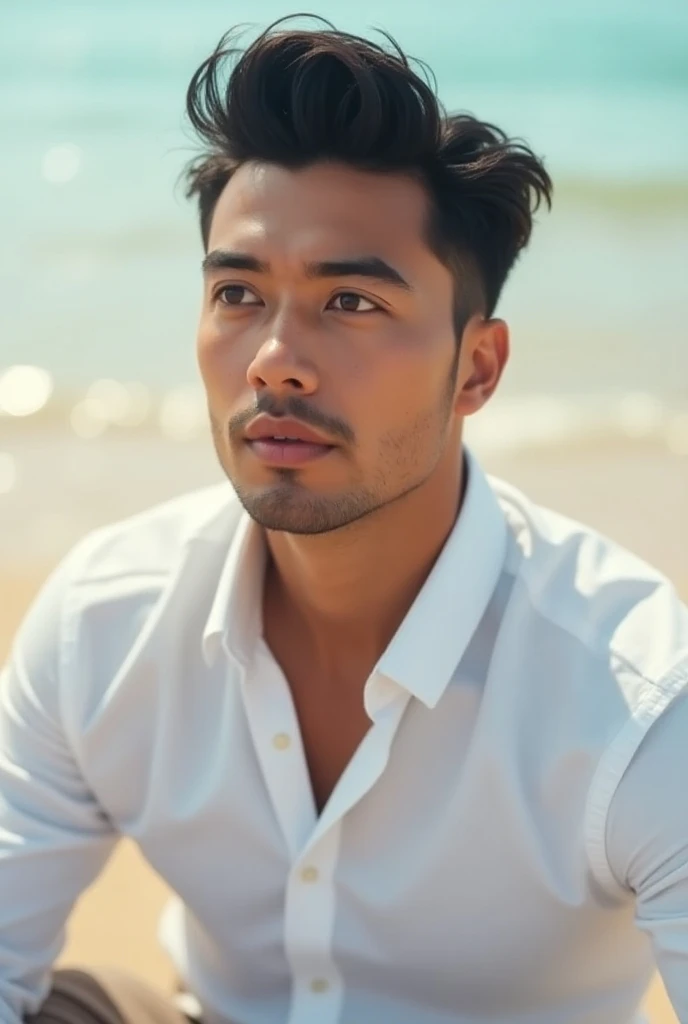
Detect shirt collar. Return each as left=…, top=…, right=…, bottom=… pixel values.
left=202, top=449, right=508, bottom=700
left=202, top=508, right=266, bottom=668
left=375, top=448, right=507, bottom=708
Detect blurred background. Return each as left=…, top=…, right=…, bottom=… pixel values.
left=0, top=0, right=687, bottom=572
left=0, top=1, right=686, bottom=1020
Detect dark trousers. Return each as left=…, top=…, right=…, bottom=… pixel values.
left=25, top=968, right=199, bottom=1024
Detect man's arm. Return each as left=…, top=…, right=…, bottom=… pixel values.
left=606, top=683, right=688, bottom=1020
left=0, top=558, right=117, bottom=1023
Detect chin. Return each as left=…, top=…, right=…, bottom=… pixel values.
left=234, top=481, right=378, bottom=536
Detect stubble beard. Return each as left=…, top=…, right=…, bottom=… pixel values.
left=209, top=349, right=459, bottom=536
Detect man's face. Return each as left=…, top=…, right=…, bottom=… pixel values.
left=197, top=161, right=476, bottom=535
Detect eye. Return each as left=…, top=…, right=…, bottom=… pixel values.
left=217, top=285, right=262, bottom=307
left=328, top=292, right=379, bottom=314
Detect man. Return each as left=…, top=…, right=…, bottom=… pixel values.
left=1, top=17, right=686, bottom=1024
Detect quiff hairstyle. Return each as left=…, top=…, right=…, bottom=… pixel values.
left=184, top=17, right=553, bottom=337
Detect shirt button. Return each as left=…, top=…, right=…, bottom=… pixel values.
left=310, top=978, right=330, bottom=994
left=300, top=865, right=319, bottom=884
left=272, top=732, right=291, bottom=751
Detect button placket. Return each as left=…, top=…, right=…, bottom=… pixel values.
left=284, top=823, right=343, bottom=1024
left=240, top=646, right=318, bottom=859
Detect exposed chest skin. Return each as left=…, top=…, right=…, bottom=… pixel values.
left=263, top=584, right=373, bottom=814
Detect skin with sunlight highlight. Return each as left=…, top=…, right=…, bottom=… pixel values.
left=197, top=161, right=508, bottom=536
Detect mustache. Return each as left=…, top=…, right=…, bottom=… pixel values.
left=228, top=393, right=356, bottom=445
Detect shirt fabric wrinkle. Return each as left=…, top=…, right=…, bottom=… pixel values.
left=1, top=448, right=687, bottom=1024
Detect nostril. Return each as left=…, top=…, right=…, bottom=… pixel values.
left=285, top=378, right=303, bottom=388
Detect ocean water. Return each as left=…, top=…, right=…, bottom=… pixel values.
left=0, top=0, right=687, bottom=457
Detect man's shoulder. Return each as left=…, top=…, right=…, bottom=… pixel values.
left=491, top=475, right=688, bottom=688
left=64, top=482, right=243, bottom=586
left=5, top=485, right=247, bottom=721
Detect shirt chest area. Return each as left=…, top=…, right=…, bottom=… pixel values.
left=81, top=649, right=620, bottom=1002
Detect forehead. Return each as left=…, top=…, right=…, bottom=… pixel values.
left=207, top=161, right=434, bottom=261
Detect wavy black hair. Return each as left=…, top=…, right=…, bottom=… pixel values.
left=184, top=16, right=553, bottom=336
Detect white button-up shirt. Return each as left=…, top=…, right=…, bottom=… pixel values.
left=1, top=451, right=687, bottom=1024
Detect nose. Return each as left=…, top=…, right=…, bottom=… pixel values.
left=246, top=315, right=319, bottom=397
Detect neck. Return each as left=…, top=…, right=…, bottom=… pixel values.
left=264, top=443, right=466, bottom=668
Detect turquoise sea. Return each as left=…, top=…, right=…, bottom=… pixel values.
left=1, top=0, right=687, bottom=392
left=0, top=0, right=687, bottom=562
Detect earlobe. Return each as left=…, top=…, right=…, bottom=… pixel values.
left=454, top=374, right=490, bottom=417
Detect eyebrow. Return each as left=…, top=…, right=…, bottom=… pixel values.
left=201, top=250, right=411, bottom=291
left=201, top=251, right=268, bottom=275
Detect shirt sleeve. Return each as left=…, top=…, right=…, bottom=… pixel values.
left=0, top=555, right=118, bottom=1023
left=606, top=683, right=688, bottom=1021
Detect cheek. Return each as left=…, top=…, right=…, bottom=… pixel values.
left=196, top=320, right=241, bottom=401
left=196, top=319, right=220, bottom=374
left=344, top=367, right=436, bottom=458
left=369, top=335, right=452, bottom=419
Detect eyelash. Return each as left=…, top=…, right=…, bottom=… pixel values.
left=215, top=286, right=381, bottom=314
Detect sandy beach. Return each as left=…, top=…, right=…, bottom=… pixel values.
left=1, top=442, right=685, bottom=1023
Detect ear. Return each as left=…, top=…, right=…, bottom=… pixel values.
left=454, top=317, right=509, bottom=417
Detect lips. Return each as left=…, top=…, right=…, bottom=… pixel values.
left=244, top=415, right=334, bottom=446
left=244, top=415, right=335, bottom=467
